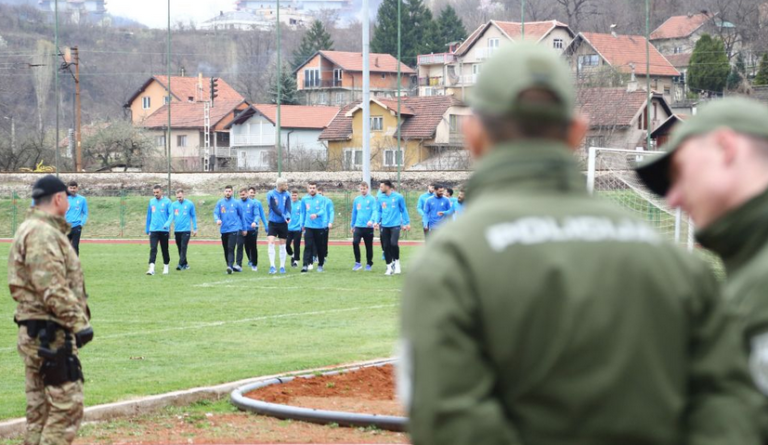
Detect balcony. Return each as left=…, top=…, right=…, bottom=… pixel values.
left=417, top=53, right=456, bottom=65
left=302, top=79, right=343, bottom=89
left=420, top=86, right=445, bottom=96
left=232, top=134, right=276, bottom=147
left=418, top=76, right=445, bottom=87
left=456, top=74, right=477, bottom=86
left=473, top=48, right=498, bottom=61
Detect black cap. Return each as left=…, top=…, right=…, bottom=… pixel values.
left=31, top=175, right=68, bottom=200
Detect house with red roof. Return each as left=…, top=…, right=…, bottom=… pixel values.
left=294, top=50, right=416, bottom=107
left=417, top=20, right=574, bottom=100
left=564, top=32, right=680, bottom=101
left=124, top=74, right=244, bottom=124
left=223, top=104, right=340, bottom=170
left=319, top=96, right=470, bottom=171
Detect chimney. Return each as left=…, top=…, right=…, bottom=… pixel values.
left=627, top=64, right=638, bottom=93
left=375, top=56, right=380, bottom=67
left=180, top=66, right=186, bottom=77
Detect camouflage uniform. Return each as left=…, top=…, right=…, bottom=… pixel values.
left=8, top=208, right=91, bottom=445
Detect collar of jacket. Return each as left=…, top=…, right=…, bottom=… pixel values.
left=466, top=140, right=586, bottom=202
left=27, top=208, right=70, bottom=235
left=696, top=186, right=768, bottom=274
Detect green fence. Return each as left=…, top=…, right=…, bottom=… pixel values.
left=1, top=190, right=428, bottom=241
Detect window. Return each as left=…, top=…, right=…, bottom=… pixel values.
left=343, top=148, right=363, bottom=169
left=142, top=96, right=151, bottom=109
left=304, top=68, right=320, bottom=88
left=156, top=135, right=166, bottom=147
left=488, top=38, right=500, bottom=51
left=381, top=73, right=387, bottom=79
left=333, top=68, right=343, bottom=86
left=384, top=149, right=404, bottom=167
left=371, top=116, right=383, bottom=131
left=177, top=135, right=187, bottom=147
left=673, top=46, right=683, bottom=54
left=335, top=92, right=345, bottom=105
left=164, top=96, right=170, bottom=104
left=317, top=92, right=329, bottom=105
left=664, top=86, right=671, bottom=95
left=449, top=114, right=464, bottom=133
left=472, top=64, right=481, bottom=75
left=578, top=54, right=600, bottom=67
left=553, top=38, right=564, bottom=50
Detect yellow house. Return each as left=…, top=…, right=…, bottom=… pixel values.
left=320, top=96, right=470, bottom=171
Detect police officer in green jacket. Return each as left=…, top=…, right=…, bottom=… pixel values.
left=399, top=43, right=763, bottom=445
left=636, top=98, right=768, bottom=413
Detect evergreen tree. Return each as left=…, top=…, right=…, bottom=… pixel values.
left=726, top=53, right=746, bottom=91
left=268, top=64, right=299, bottom=105
left=435, top=5, right=467, bottom=50
left=291, top=20, right=334, bottom=70
left=688, top=34, right=730, bottom=94
left=372, top=0, right=440, bottom=67
left=371, top=0, right=400, bottom=57
left=755, top=54, right=768, bottom=86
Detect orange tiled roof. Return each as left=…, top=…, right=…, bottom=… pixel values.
left=664, top=53, right=692, bottom=68
left=141, top=100, right=245, bottom=130
left=125, top=76, right=244, bottom=108
left=650, top=13, right=710, bottom=40
left=577, top=88, right=670, bottom=129
left=241, top=105, right=341, bottom=129
left=307, top=51, right=416, bottom=74
left=454, top=20, right=572, bottom=55
left=579, top=32, right=680, bottom=77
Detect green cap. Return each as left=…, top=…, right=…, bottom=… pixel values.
left=469, top=42, right=575, bottom=122
left=636, top=97, right=768, bottom=196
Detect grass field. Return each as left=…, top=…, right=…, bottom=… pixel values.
left=0, top=191, right=430, bottom=240
left=0, top=241, right=416, bottom=421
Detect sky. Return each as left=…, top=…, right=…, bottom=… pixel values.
left=108, top=0, right=239, bottom=29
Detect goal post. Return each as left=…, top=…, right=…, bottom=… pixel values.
left=586, top=146, right=694, bottom=251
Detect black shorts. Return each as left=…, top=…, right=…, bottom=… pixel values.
left=268, top=222, right=289, bottom=239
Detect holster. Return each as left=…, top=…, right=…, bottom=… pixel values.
left=20, top=320, right=84, bottom=386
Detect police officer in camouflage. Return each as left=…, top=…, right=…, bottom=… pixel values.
left=636, top=98, right=768, bottom=420
left=8, top=175, right=94, bottom=445
left=399, top=43, right=762, bottom=445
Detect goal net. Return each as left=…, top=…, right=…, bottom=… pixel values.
left=586, top=147, right=694, bottom=251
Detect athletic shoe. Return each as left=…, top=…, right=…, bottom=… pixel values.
left=247, top=261, right=253, bottom=268
left=365, top=264, right=372, bottom=271
left=146, top=263, right=155, bottom=275
left=175, top=265, right=182, bottom=271
left=279, top=267, right=286, bottom=274
left=353, top=263, right=362, bottom=271
left=233, top=265, right=242, bottom=272
left=226, top=267, right=233, bottom=275
left=384, top=263, right=393, bottom=276
left=269, top=266, right=277, bottom=275
left=251, top=265, right=258, bottom=272
left=381, top=253, right=386, bottom=261
left=301, top=266, right=308, bottom=273
left=394, top=260, right=402, bottom=275
left=163, top=264, right=169, bottom=275
left=183, top=264, right=190, bottom=270
left=317, top=266, right=324, bottom=272
left=291, top=260, right=298, bottom=268
left=308, top=264, right=314, bottom=270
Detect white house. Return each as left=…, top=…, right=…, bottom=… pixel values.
left=225, top=104, right=340, bottom=170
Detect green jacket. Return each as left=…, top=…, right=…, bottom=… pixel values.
left=400, top=141, right=762, bottom=445
left=698, top=187, right=768, bottom=397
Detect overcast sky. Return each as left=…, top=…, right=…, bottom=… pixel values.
left=108, top=0, right=236, bottom=29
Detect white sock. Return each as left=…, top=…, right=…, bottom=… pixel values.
left=279, top=244, right=287, bottom=268
left=268, top=243, right=276, bottom=267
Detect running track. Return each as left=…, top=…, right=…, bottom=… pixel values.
left=0, top=238, right=425, bottom=246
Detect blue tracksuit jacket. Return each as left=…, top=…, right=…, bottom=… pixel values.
left=146, top=196, right=172, bottom=233
left=300, top=194, right=326, bottom=230
left=165, top=199, right=197, bottom=232
left=266, top=189, right=292, bottom=224
left=351, top=194, right=378, bottom=228
left=424, top=195, right=453, bottom=229
left=66, top=194, right=88, bottom=228
left=378, top=192, right=410, bottom=228
left=214, top=197, right=244, bottom=234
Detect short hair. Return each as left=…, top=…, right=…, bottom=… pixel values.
left=239, top=187, right=248, bottom=194
left=478, top=89, right=569, bottom=143
left=248, top=186, right=256, bottom=192
left=446, top=188, right=454, bottom=196
left=360, top=181, right=369, bottom=187
left=224, top=185, right=233, bottom=190
left=68, top=180, right=78, bottom=187
left=176, top=188, right=184, bottom=194
left=381, top=180, right=394, bottom=188
left=429, top=183, right=437, bottom=189
left=307, top=181, right=317, bottom=187
left=435, top=184, right=445, bottom=190
left=291, top=189, right=299, bottom=194
left=276, top=178, right=288, bottom=187
left=153, top=184, right=162, bottom=191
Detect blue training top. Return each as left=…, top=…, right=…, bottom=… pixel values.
left=66, top=194, right=88, bottom=228
left=351, top=194, right=378, bottom=228
left=165, top=199, right=197, bottom=232
left=213, top=196, right=244, bottom=234
left=378, top=191, right=410, bottom=228
left=146, top=196, right=172, bottom=233
left=266, top=189, right=292, bottom=224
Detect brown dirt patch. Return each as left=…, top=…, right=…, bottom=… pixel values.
left=245, top=365, right=404, bottom=417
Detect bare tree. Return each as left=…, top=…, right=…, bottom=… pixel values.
left=554, top=0, right=597, bottom=31
left=81, top=121, right=155, bottom=170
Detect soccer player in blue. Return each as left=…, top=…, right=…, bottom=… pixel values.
left=164, top=188, right=197, bottom=271
left=65, top=181, right=88, bottom=256
left=214, top=185, right=245, bottom=275
left=350, top=181, right=378, bottom=271
left=451, top=189, right=465, bottom=220
left=286, top=189, right=303, bottom=268
left=266, top=178, right=292, bottom=274
left=423, top=185, right=452, bottom=237
left=241, top=186, right=268, bottom=271
left=416, top=184, right=435, bottom=238
left=300, top=182, right=327, bottom=273
left=375, top=180, right=410, bottom=275
left=317, top=186, right=334, bottom=264
left=145, top=184, right=172, bottom=275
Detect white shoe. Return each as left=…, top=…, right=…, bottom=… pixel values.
left=146, top=263, right=155, bottom=275
left=308, top=264, right=314, bottom=270
left=394, top=260, right=401, bottom=275
left=384, top=263, right=393, bottom=276
left=163, top=264, right=169, bottom=275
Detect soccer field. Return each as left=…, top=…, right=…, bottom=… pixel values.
left=0, top=241, right=416, bottom=420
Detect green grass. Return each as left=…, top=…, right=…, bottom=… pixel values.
left=0, top=191, right=429, bottom=240
left=0, top=242, right=415, bottom=420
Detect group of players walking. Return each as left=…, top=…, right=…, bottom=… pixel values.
left=141, top=178, right=464, bottom=276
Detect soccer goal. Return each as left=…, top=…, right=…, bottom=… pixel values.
left=586, top=146, right=694, bottom=252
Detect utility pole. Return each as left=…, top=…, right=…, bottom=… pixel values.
left=521, top=0, right=525, bottom=39
left=167, top=0, right=172, bottom=191
left=396, top=0, right=401, bottom=189
left=645, top=0, right=652, bottom=151
left=362, top=0, right=371, bottom=187
left=54, top=0, right=60, bottom=177
left=73, top=47, right=82, bottom=172
left=276, top=0, right=282, bottom=177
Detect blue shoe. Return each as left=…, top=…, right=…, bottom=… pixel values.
left=317, top=266, right=324, bottom=272
left=381, top=253, right=386, bottom=261
left=365, top=264, right=372, bottom=271
left=247, top=261, right=252, bottom=268
left=279, top=267, right=286, bottom=274
left=353, top=263, right=362, bottom=271
left=269, top=266, right=277, bottom=275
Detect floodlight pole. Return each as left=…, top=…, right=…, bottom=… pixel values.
left=54, top=0, right=60, bottom=177
left=645, top=0, right=652, bottom=150
left=276, top=0, right=282, bottom=177
left=167, top=0, right=172, bottom=191
left=521, top=0, right=525, bottom=39
left=396, top=0, right=401, bottom=189
left=362, top=0, right=371, bottom=186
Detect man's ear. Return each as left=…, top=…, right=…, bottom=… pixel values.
left=566, top=113, right=589, bottom=152
left=714, top=129, right=740, bottom=166
left=463, top=115, right=490, bottom=159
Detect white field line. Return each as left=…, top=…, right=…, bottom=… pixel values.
left=193, top=274, right=300, bottom=287
left=0, top=304, right=397, bottom=353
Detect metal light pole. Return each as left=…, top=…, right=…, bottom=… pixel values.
left=276, top=0, right=282, bottom=177
left=54, top=0, right=60, bottom=177
left=396, top=0, right=401, bottom=189
left=362, top=0, right=371, bottom=186
left=521, top=0, right=525, bottom=39
left=646, top=0, right=652, bottom=150
left=167, top=0, right=172, bottom=191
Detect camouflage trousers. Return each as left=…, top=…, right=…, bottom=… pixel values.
left=17, top=325, right=84, bottom=445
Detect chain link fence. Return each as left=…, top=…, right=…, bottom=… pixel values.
left=0, top=190, right=427, bottom=241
